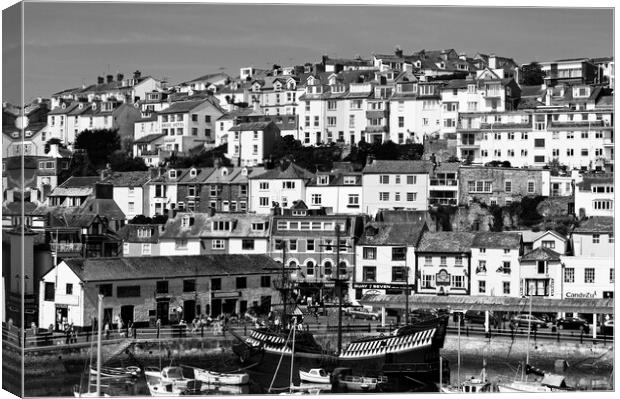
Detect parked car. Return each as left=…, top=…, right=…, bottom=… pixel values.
left=556, top=317, right=590, bottom=333
left=464, top=310, right=498, bottom=326
left=511, top=314, right=548, bottom=329
left=409, top=308, right=437, bottom=322
left=602, top=319, right=614, bottom=335
left=347, top=307, right=380, bottom=320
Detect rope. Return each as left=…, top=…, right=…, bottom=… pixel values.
left=268, top=327, right=294, bottom=393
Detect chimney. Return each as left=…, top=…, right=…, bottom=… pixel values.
left=394, top=46, right=403, bottom=58
left=133, top=70, right=142, bottom=80
left=94, top=182, right=114, bottom=199
left=545, top=88, right=552, bottom=106
left=106, top=75, right=114, bottom=83
left=116, top=73, right=124, bottom=82
left=97, top=76, right=104, bottom=84
left=488, top=53, right=497, bottom=69
left=253, top=101, right=260, bottom=111
left=322, top=54, right=328, bottom=65
left=49, top=143, right=59, bottom=155
left=459, top=52, right=467, bottom=61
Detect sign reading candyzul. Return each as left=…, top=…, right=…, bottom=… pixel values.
left=565, top=291, right=598, bottom=299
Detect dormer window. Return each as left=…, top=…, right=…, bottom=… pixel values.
left=343, top=176, right=356, bottom=185
left=573, top=87, right=590, bottom=98
left=241, top=167, right=248, bottom=176
left=467, top=84, right=476, bottom=94
left=181, top=215, right=192, bottom=228
left=169, top=170, right=177, bottom=179
left=221, top=168, right=228, bottom=177
left=317, top=175, right=329, bottom=185
left=251, top=222, right=265, bottom=231
left=190, top=168, right=197, bottom=177
left=212, top=220, right=231, bottom=231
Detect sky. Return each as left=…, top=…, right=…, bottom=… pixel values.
left=1, top=2, right=615, bottom=104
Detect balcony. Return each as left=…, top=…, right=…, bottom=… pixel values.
left=497, top=267, right=511, bottom=275
left=364, top=125, right=388, bottom=133
left=51, top=242, right=83, bottom=254
left=480, top=122, right=531, bottom=130
left=429, top=198, right=458, bottom=206
left=430, top=179, right=458, bottom=186
left=548, top=120, right=606, bottom=129
left=365, top=110, right=389, bottom=118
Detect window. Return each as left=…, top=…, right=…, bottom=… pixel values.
left=392, top=267, right=406, bottom=282
left=282, top=181, right=296, bottom=189
left=398, top=116, right=404, bottom=128
left=440, top=256, right=447, bottom=265
left=259, top=182, right=269, bottom=190
left=99, top=284, right=113, bottom=297
left=542, top=240, right=555, bottom=249
left=406, top=175, right=416, bottom=184
left=584, top=268, right=595, bottom=283
left=455, top=256, right=463, bottom=266
left=478, top=281, right=486, bottom=294
left=609, top=234, right=614, bottom=243
left=307, top=239, right=315, bottom=251
left=592, top=234, right=600, bottom=244
left=156, top=280, right=169, bottom=294
left=527, top=181, right=535, bottom=193
left=477, top=260, right=487, bottom=273
left=503, top=282, right=510, bottom=295
left=379, top=175, right=390, bottom=184
left=424, top=256, right=432, bottom=265
left=192, top=127, right=198, bottom=136
left=395, top=192, right=401, bottom=201
left=392, top=247, right=406, bottom=261
left=204, top=115, right=211, bottom=123
left=593, top=200, right=613, bottom=210
left=564, top=268, right=575, bottom=283
left=242, top=239, right=255, bottom=250
left=260, top=276, right=271, bottom=288
left=236, top=277, right=247, bottom=289
left=610, top=269, right=614, bottom=284
left=212, top=221, right=231, bottom=231
left=363, top=267, right=376, bottom=282
left=581, top=149, right=589, bottom=157
left=117, top=286, right=141, bottom=298
left=259, top=197, right=269, bottom=207
left=175, top=239, right=188, bottom=249
left=534, top=138, right=545, bottom=148
left=363, top=247, right=377, bottom=260
left=311, top=193, right=322, bottom=205
left=406, top=192, right=416, bottom=202
left=183, top=279, right=196, bottom=292
left=451, top=275, right=465, bottom=288
left=480, top=248, right=486, bottom=253
left=566, top=148, right=574, bottom=156
left=288, top=239, right=297, bottom=251
left=422, top=274, right=434, bottom=288
left=327, top=116, right=336, bottom=126
left=142, top=243, right=152, bottom=255
left=505, top=181, right=512, bottom=193
left=212, top=239, right=225, bottom=249
left=211, top=278, right=221, bottom=291
left=44, top=282, right=55, bottom=301
left=567, top=131, right=574, bottom=139
left=348, top=194, right=359, bottom=207
left=379, top=192, right=389, bottom=201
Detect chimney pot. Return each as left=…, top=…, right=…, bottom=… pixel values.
left=106, top=75, right=114, bottom=83
left=97, top=76, right=104, bottom=84
left=117, top=73, right=124, bottom=82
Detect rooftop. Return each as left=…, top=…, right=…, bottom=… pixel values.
left=160, top=212, right=271, bottom=239
left=573, top=217, right=613, bottom=234
left=520, top=246, right=561, bottom=262
left=417, top=231, right=476, bottom=253
left=362, top=160, right=434, bottom=175
left=102, top=171, right=151, bottom=187
left=472, top=232, right=522, bottom=249
left=358, top=221, right=427, bottom=246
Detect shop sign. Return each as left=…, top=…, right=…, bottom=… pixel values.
left=565, top=291, right=598, bottom=298
left=353, top=283, right=414, bottom=290
left=212, top=291, right=241, bottom=299
left=436, top=269, right=450, bottom=286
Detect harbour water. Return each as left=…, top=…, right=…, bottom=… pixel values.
left=15, top=348, right=613, bottom=396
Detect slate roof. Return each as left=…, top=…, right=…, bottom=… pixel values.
left=376, top=210, right=430, bottom=224
left=159, top=212, right=270, bottom=239
left=48, top=211, right=100, bottom=229
left=573, top=217, right=613, bottom=234
left=228, top=121, right=276, bottom=131
left=472, top=232, right=521, bottom=249
left=520, top=246, right=561, bottom=261
left=102, top=171, right=151, bottom=187
left=357, top=220, right=427, bottom=246
left=251, top=163, right=314, bottom=180
left=156, top=100, right=205, bottom=114
left=576, top=174, right=614, bottom=190
left=59, top=254, right=281, bottom=282
left=182, top=72, right=230, bottom=84
left=117, top=224, right=162, bottom=244
left=217, top=108, right=263, bottom=121
left=78, top=197, right=126, bottom=221
left=362, top=160, right=434, bottom=175
left=177, top=167, right=215, bottom=184
left=134, top=133, right=166, bottom=144
left=2, top=201, right=49, bottom=216
left=416, top=231, right=476, bottom=253
left=49, top=176, right=99, bottom=197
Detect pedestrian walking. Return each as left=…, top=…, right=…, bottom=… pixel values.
left=104, top=322, right=110, bottom=339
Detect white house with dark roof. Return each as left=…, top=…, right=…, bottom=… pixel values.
left=571, top=216, right=614, bottom=258
left=145, top=167, right=187, bottom=217
left=361, top=159, right=433, bottom=216
left=248, top=162, right=315, bottom=214
left=470, top=232, right=523, bottom=297
left=305, top=166, right=363, bottom=214
left=101, top=171, right=151, bottom=220
left=414, top=231, right=476, bottom=296
left=226, top=121, right=280, bottom=167
left=574, top=174, right=614, bottom=217
left=518, top=247, right=563, bottom=298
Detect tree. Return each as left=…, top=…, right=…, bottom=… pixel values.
left=74, top=129, right=121, bottom=170
left=520, top=62, right=545, bottom=86
left=108, top=150, right=148, bottom=172
left=129, top=215, right=168, bottom=225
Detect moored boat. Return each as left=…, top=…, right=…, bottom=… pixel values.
left=144, top=366, right=194, bottom=390
left=190, top=366, right=250, bottom=385
left=89, top=365, right=141, bottom=378
left=299, top=369, right=330, bottom=384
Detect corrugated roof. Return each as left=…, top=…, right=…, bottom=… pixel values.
left=60, top=254, right=281, bottom=282
left=472, top=232, right=521, bottom=249
left=417, top=231, right=475, bottom=253
left=363, top=160, right=434, bottom=175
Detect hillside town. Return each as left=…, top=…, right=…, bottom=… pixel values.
left=2, top=48, right=615, bottom=394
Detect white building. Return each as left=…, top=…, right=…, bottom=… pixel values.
left=470, top=232, right=523, bottom=297
left=361, top=159, right=432, bottom=216
left=560, top=256, right=614, bottom=300
left=226, top=121, right=280, bottom=167
left=145, top=168, right=186, bottom=217
left=101, top=171, right=151, bottom=221
left=39, top=261, right=85, bottom=329
left=248, top=163, right=314, bottom=214
left=574, top=174, right=614, bottom=217
left=518, top=247, right=563, bottom=298
left=571, top=216, right=614, bottom=258
left=305, top=167, right=363, bottom=214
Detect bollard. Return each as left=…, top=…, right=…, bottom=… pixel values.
left=368, top=323, right=371, bottom=333
left=557, top=330, right=560, bottom=342
left=157, top=325, right=160, bottom=339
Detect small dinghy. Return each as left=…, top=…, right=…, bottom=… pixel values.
left=189, top=366, right=250, bottom=385
left=89, top=365, right=141, bottom=378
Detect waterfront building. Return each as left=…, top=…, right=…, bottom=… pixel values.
left=518, top=247, right=563, bottom=298
left=560, top=255, right=614, bottom=300
left=38, top=254, right=281, bottom=328
left=470, top=232, right=523, bottom=297
left=570, top=216, right=614, bottom=258
left=361, top=159, right=432, bottom=216
left=574, top=174, right=614, bottom=217
left=414, top=231, right=475, bottom=295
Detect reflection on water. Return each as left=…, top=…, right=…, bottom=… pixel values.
left=19, top=350, right=613, bottom=396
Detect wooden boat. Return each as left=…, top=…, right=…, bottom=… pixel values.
left=497, top=373, right=572, bottom=393
left=144, top=366, right=194, bottom=390
left=89, top=365, right=141, bottom=378
left=299, top=368, right=330, bottom=384
left=190, top=366, right=249, bottom=385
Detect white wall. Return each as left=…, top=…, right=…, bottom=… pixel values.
left=39, top=262, right=84, bottom=328
left=560, top=256, right=614, bottom=299
left=362, top=173, right=429, bottom=216
left=470, top=247, right=520, bottom=297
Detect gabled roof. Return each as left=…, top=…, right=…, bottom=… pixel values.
left=78, top=197, right=126, bottom=221
left=251, top=163, right=314, bottom=180
left=357, top=220, right=427, bottom=246
left=520, top=246, right=561, bottom=261
left=134, top=133, right=166, bottom=144
left=102, top=171, right=150, bottom=187
left=177, top=167, right=215, bottom=184
left=58, top=254, right=281, bottom=282
left=573, top=217, right=613, bottom=234
left=472, top=232, right=521, bottom=249
left=417, top=231, right=476, bottom=253
left=576, top=174, right=614, bottom=190
left=49, top=176, right=99, bottom=197
left=362, top=160, right=434, bottom=175
left=48, top=211, right=101, bottom=229
left=156, top=100, right=206, bottom=114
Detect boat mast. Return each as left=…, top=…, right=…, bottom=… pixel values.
left=524, top=294, right=532, bottom=381
left=457, top=312, right=461, bottom=386
left=282, top=240, right=287, bottom=320
left=96, top=294, right=103, bottom=396
left=335, top=224, right=343, bottom=356
left=289, top=318, right=296, bottom=392
left=405, top=256, right=409, bottom=326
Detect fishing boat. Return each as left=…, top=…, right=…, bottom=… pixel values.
left=299, top=369, right=330, bottom=384
left=144, top=366, right=195, bottom=390
left=189, top=366, right=250, bottom=385
left=146, top=381, right=183, bottom=396
left=333, top=368, right=388, bottom=392
left=89, top=365, right=141, bottom=378
left=440, top=377, right=492, bottom=393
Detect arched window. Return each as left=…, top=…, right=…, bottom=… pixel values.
left=289, top=260, right=297, bottom=268
left=339, top=261, right=348, bottom=275
left=324, top=261, right=333, bottom=276
left=306, top=261, right=315, bottom=275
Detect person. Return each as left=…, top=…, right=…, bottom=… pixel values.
left=117, top=316, right=123, bottom=336
left=104, top=322, right=110, bottom=339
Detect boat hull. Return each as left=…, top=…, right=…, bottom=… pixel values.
left=299, top=370, right=330, bottom=384
left=193, top=369, right=250, bottom=385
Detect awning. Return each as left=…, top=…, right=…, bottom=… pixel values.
left=358, top=294, right=614, bottom=313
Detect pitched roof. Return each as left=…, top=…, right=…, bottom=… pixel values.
left=60, top=254, right=281, bottom=282
left=417, top=231, right=476, bottom=253
left=117, top=224, right=162, bottom=244
left=78, top=197, right=126, bottom=220
left=521, top=246, right=561, bottom=261
left=102, top=171, right=151, bottom=187
left=228, top=121, right=276, bottom=131
left=376, top=210, right=430, bottom=224
left=576, top=174, right=614, bottom=190
left=182, top=72, right=230, bottom=84
left=58, top=176, right=101, bottom=188
left=358, top=221, right=427, bottom=246
left=472, top=232, right=521, bottom=249
left=177, top=167, right=215, bottom=184
left=49, top=176, right=99, bottom=197
left=251, top=163, right=314, bottom=180
left=573, top=217, right=613, bottom=234
left=362, top=160, right=434, bottom=174
left=159, top=212, right=271, bottom=239
left=134, top=133, right=165, bottom=144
